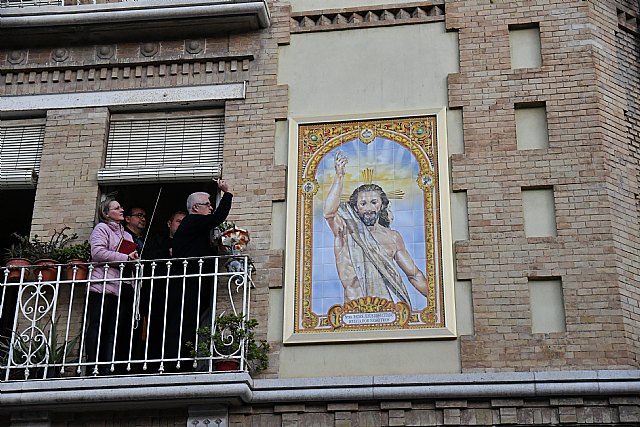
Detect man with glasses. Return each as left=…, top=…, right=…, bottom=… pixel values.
left=165, top=179, right=233, bottom=369
left=124, top=207, right=147, bottom=253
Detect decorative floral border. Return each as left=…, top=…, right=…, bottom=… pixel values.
left=293, top=116, right=446, bottom=336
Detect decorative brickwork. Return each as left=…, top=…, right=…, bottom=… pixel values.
left=290, top=1, right=444, bottom=34
left=618, top=6, right=639, bottom=35
left=1, top=48, right=254, bottom=95
left=41, top=396, right=640, bottom=426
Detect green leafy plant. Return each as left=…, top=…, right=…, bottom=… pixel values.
left=29, top=227, right=78, bottom=261
left=215, top=221, right=236, bottom=234
left=52, top=240, right=90, bottom=263
left=3, top=233, right=32, bottom=263
left=186, top=312, right=269, bottom=373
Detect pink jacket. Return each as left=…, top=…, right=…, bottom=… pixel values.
left=88, top=221, right=134, bottom=296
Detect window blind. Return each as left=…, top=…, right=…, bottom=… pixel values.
left=98, top=111, right=224, bottom=184
left=0, top=119, right=45, bottom=190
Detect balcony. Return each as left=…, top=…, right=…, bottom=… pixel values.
left=0, top=0, right=271, bottom=48
left=0, top=255, right=258, bottom=381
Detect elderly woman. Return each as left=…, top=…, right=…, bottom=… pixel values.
left=85, top=197, right=139, bottom=375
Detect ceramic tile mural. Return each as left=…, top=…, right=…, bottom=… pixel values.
left=287, top=116, right=453, bottom=342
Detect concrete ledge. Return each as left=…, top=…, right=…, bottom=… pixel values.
left=0, top=83, right=245, bottom=114
left=0, top=0, right=271, bottom=48
left=0, top=373, right=253, bottom=413
left=1, top=370, right=639, bottom=413
left=251, top=370, right=640, bottom=403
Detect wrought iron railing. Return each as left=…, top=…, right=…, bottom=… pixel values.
left=0, top=255, right=253, bottom=380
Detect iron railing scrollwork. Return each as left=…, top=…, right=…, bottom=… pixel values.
left=0, top=255, right=254, bottom=381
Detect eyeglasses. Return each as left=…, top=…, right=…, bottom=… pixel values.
left=194, top=202, right=212, bottom=207
left=129, top=213, right=146, bottom=218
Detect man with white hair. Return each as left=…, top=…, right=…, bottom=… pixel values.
left=164, top=179, right=233, bottom=368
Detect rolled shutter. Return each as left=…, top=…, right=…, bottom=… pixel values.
left=0, top=119, right=45, bottom=190
left=98, top=110, right=224, bottom=184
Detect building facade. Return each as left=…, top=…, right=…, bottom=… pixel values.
left=0, top=0, right=639, bottom=425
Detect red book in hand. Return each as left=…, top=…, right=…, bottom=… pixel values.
left=116, top=239, right=137, bottom=255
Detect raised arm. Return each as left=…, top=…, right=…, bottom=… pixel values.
left=323, top=151, right=348, bottom=234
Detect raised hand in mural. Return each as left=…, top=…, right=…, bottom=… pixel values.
left=324, top=151, right=348, bottom=236
left=334, top=150, right=348, bottom=178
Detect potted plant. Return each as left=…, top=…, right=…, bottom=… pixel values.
left=187, top=312, right=269, bottom=373
left=30, top=227, right=78, bottom=282
left=52, top=240, right=90, bottom=281
left=3, top=233, right=32, bottom=282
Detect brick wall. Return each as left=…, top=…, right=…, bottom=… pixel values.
left=214, top=1, right=290, bottom=375
left=1, top=0, right=640, bottom=425
left=30, top=108, right=108, bottom=240
left=446, top=0, right=638, bottom=371
left=40, top=396, right=640, bottom=426
left=603, top=0, right=640, bottom=365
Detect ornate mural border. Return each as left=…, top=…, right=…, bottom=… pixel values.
left=283, top=110, right=457, bottom=344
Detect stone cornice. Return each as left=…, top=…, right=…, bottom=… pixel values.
left=1, top=52, right=254, bottom=73
left=0, top=0, right=271, bottom=49
left=290, top=1, right=445, bottom=34
left=0, top=370, right=638, bottom=413
left=1, top=54, right=253, bottom=93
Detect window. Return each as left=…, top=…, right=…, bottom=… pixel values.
left=99, top=181, right=220, bottom=242
left=0, top=189, right=36, bottom=340
left=98, top=109, right=224, bottom=184
left=0, top=118, right=45, bottom=190
left=97, top=108, right=225, bottom=248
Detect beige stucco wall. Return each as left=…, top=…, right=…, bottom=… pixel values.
left=275, top=22, right=464, bottom=377
left=279, top=23, right=457, bottom=118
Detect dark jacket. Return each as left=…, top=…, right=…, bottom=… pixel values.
left=143, top=233, right=172, bottom=260
left=172, top=192, right=233, bottom=259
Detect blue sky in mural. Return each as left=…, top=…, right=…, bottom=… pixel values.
left=311, top=136, right=428, bottom=313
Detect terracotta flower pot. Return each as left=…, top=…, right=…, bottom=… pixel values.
left=34, top=259, right=59, bottom=282
left=65, top=259, right=89, bottom=281
left=214, top=359, right=240, bottom=372
left=4, top=258, right=31, bottom=282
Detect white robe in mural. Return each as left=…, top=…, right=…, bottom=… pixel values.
left=337, top=203, right=411, bottom=305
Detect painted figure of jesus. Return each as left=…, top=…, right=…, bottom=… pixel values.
left=323, top=151, right=429, bottom=306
